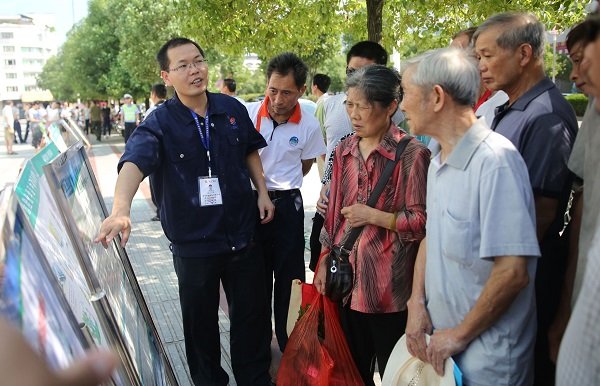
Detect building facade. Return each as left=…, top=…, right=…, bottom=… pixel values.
left=0, top=14, right=57, bottom=102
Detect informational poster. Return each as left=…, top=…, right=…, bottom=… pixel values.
left=44, top=142, right=177, bottom=386
left=0, top=189, right=88, bottom=372
left=14, top=143, right=106, bottom=348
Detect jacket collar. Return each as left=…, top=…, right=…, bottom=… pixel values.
left=254, top=95, right=302, bottom=131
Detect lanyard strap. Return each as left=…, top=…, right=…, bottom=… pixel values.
left=190, top=109, right=213, bottom=176
left=190, top=109, right=210, bottom=150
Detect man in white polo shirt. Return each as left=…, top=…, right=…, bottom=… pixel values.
left=246, top=52, right=326, bottom=353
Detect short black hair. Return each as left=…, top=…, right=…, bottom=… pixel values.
left=156, top=37, right=206, bottom=72
left=452, top=27, right=478, bottom=44
left=223, top=78, right=236, bottom=93
left=312, top=74, right=331, bottom=93
left=567, top=16, right=600, bottom=52
left=151, top=83, right=167, bottom=99
left=266, top=52, right=308, bottom=89
left=346, top=41, right=388, bottom=65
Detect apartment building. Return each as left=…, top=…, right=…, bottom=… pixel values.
left=0, top=14, right=57, bottom=102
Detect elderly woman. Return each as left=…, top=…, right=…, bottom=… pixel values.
left=314, top=65, right=430, bottom=385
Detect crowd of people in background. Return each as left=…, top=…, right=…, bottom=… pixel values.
left=1, top=97, right=149, bottom=154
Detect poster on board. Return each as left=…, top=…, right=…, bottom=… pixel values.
left=43, top=142, right=177, bottom=386
left=13, top=143, right=130, bottom=385
left=14, top=143, right=107, bottom=347
left=0, top=187, right=89, bottom=373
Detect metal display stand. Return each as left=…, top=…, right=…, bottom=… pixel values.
left=42, top=141, right=178, bottom=386
left=0, top=187, right=116, bottom=385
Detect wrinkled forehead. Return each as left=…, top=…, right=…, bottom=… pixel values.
left=475, top=26, right=504, bottom=51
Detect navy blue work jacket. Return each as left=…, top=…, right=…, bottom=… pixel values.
left=119, top=92, right=267, bottom=257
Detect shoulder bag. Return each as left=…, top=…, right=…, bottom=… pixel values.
left=325, top=134, right=412, bottom=302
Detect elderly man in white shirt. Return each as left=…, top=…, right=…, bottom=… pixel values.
left=402, top=47, right=540, bottom=386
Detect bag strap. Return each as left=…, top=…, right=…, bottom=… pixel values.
left=340, top=134, right=413, bottom=254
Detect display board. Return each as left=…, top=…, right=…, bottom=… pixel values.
left=14, top=143, right=129, bottom=385
left=47, top=119, right=89, bottom=151
left=47, top=122, right=68, bottom=152
left=65, top=118, right=91, bottom=149
left=43, top=142, right=177, bottom=386
left=0, top=187, right=89, bottom=373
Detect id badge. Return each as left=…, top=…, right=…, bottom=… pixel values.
left=198, top=176, right=223, bottom=206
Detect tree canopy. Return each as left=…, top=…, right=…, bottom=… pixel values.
left=38, top=0, right=587, bottom=101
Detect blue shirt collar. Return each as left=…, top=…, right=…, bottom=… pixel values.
left=445, top=118, right=492, bottom=170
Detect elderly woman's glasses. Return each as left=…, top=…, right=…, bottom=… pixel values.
left=344, top=100, right=372, bottom=113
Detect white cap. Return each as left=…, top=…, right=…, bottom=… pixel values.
left=123, top=93, right=133, bottom=99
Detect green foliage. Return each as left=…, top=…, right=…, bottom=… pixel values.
left=383, top=0, right=586, bottom=56
left=238, top=93, right=264, bottom=102
left=38, top=0, right=588, bottom=101
left=564, top=93, right=589, bottom=116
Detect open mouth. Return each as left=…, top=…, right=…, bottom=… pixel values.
left=191, top=78, right=203, bottom=85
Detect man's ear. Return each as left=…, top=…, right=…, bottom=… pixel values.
left=160, top=71, right=172, bottom=87
left=518, top=43, right=534, bottom=67
left=432, top=85, right=445, bottom=113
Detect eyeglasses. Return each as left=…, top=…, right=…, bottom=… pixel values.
left=168, top=59, right=208, bottom=73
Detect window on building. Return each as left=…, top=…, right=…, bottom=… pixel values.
left=4, top=59, right=16, bottom=66
left=1, top=32, right=14, bottom=39
left=21, top=47, right=44, bottom=53
left=24, top=72, right=38, bottom=78
left=3, top=46, right=15, bottom=52
left=6, top=86, right=18, bottom=92
left=22, top=59, right=44, bottom=66
left=24, top=85, right=39, bottom=92
left=5, top=73, right=17, bottom=79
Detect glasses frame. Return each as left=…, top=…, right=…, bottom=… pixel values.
left=168, top=59, right=208, bottom=73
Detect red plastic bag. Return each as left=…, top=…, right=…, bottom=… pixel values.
left=278, top=289, right=364, bottom=386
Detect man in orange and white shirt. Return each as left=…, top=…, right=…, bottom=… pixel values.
left=246, top=52, right=326, bottom=353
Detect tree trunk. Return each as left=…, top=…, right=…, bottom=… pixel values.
left=367, top=0, right=384, bottom=43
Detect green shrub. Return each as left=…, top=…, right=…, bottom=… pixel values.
left=238, top=93, right=264, bottom=102
left=564, top=93, right=589, bottom=116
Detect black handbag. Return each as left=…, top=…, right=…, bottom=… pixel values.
left=325, top=135, right=412, bottom=302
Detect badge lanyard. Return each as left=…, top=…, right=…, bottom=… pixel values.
left=190, top=109, right=212, bottom=176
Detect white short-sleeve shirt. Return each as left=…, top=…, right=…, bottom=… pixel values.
left=246, top=98, right=326, bottom=190
left=425, top=119, right=540, bottom=386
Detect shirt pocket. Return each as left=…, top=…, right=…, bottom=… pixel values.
left=167, top=147, right=201, bottom=165
left=224, top=131, right=249, bottom=168
left=161, top=147, right=204, bottom=212
left=441, top=209, right=472, bottom=267
left=165, top=146, right=203, bottom=186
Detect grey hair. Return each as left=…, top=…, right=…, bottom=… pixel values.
left=404, top=47, right=480, bottom=107
left=474, top=12, right=545, bottom=58
left=345, top=64, right=402, bottom=107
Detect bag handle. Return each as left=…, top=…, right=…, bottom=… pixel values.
left=340, top=134, right=413, bottom=254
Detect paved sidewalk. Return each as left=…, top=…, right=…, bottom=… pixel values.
left=86, top=135, right=320, bottom=386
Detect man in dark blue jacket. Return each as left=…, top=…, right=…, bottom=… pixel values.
left=96, top=37, right=274, bottom=386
